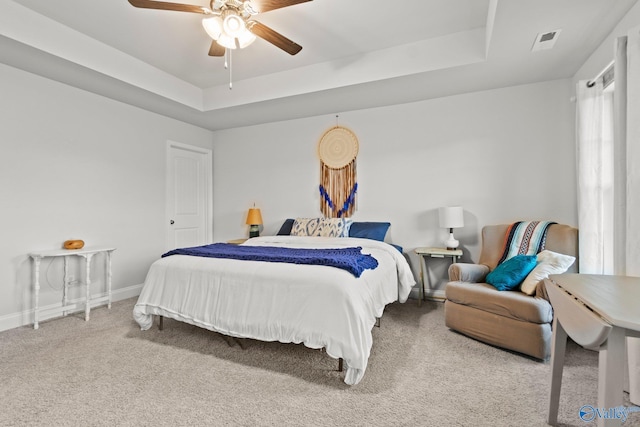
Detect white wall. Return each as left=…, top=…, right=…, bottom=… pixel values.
left=0, top=63, right=213, bottom=329
left=212, top=79, right=577, bottom=294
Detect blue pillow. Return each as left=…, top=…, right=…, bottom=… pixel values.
left=486, top=255, right=537, bottom=291
left=277, top=219, right=294, bottom=235
left=349, top=222, right=391, bottom=242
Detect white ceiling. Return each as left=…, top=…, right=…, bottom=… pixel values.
left=1, top=0, right=637, bottom=130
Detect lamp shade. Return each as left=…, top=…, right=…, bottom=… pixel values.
left=237, top=29, right=256, bottom=48
left=246, top=208, right=263, bottom=225
left=223, top=14, right=245, bottom=38
left=439, top=206, right=464, bottom=229
left=202, top=16, right=223, bottom=40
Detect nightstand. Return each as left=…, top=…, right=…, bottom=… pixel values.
left=414, top=247, right=462, bottom=306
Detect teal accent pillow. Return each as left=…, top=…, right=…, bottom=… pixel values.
left=486, top=255, right=538, bottom=291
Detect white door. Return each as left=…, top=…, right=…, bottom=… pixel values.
left=166, top=141, right=212, bottom=250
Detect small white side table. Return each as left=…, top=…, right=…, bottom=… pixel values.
left=414, top=247, right=462, bottom=306
left=29, top=246, right=116, bottom=329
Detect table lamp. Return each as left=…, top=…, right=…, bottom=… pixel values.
left=246, top=207, right=263, bottom=238
left=439, top=206, right=464, bottom=250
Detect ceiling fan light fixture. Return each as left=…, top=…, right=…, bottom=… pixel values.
left=217, top=33, right=237, bottom=49
left=202, top=16, right=223, bottom=40
left=242, top=1, right=258, bottom=16
left=237, top=29, right=256, bottom=48
left=223, top=14, right=245, bottom=38
left=205, top=10, right=255, bottom=49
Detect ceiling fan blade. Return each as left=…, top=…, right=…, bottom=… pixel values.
left=249, top=0, right=312, bottom=13
left=248, top=21, right=302, bottom=55
left=208, top=41, right=226, bottom=57
left=128, top=0, right=210, bottom=14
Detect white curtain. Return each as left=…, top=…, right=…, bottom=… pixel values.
left=619, top=30, right=640, bottom=277
left=576, top=79, right=606, bottom=274
left=613, top=26, right=640, bottom=406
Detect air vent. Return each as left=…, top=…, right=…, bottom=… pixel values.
left=531, top=29, right=562, bottom=51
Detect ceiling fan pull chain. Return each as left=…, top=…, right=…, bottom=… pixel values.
left=229, top=49, right=233, bottom=90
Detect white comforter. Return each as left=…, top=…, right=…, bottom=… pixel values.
left=133, top=236, right=415, bottom=385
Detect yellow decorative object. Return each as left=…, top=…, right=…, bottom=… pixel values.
left=64, top=240, right=85, bottom=250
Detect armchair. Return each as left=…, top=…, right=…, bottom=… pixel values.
left=444, top=223, right=578, bottom=360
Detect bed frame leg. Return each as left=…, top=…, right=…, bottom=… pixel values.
left=158, top=315, right=164, bottom=331
left=375, top=317, right=381, bottom=328
left=321, top=348, right=343, bottom=372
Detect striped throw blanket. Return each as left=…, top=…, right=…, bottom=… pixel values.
left=497, top=221, right=556, bottom=265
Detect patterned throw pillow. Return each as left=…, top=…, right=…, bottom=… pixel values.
left=290, top=217, right=352, bottom=237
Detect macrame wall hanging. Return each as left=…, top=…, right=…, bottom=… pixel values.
left=317, top=125, right=359, bottom=218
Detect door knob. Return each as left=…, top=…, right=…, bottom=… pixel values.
left=170, top=220, right=175, bottom=225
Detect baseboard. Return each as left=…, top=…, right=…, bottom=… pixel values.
left=409, top=287, right=446, bottom=302
left=0, top=283, right=143, bottom=333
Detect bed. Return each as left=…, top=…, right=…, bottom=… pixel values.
left=133, top=234, right=415, bottom=385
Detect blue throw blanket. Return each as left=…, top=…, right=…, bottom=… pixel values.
left=162, top=243, right=378, bottom=278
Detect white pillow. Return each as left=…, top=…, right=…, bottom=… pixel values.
left=290, top=217, right=352, bottom=237
left=520, top=250, right=576, bottom=295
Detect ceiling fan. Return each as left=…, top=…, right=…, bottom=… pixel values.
left=128, top=0, right=311, bottom=57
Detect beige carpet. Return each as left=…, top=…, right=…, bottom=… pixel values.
left=1, top=297, right=638, bottom=427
